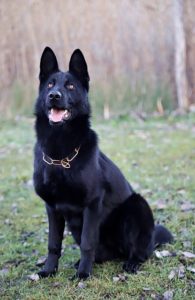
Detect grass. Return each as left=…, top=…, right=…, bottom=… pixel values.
left=0, top=113, right=195, bottom=299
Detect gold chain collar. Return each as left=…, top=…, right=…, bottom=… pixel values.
left=42, top=146, right=80, bottom=169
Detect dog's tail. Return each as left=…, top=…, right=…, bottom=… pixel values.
left=154, top=224, right=173, bottom=247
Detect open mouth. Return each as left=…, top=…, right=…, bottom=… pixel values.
left=48, top=108, right=71, bottom=123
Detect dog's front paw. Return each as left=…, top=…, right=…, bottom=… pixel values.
left=74, top=259, right=80, bottom=270
left=69, top=272, right=90, bottom=281
left=77, top=271, right=90, bottom=279
left=70, top=271, right=90, bottom=280
left=38, top=268, right=57, bottom=278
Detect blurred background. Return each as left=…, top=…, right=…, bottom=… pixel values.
left=0, top=0, right=195, bottom=118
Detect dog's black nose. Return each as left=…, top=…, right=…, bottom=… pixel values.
left=48, top=91, right=62, bottom=100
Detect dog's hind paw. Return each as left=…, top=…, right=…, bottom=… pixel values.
left=122, top=261, right=140, bottom=274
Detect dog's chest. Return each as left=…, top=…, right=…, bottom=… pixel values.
left=41, top=166, right=86, bottom=211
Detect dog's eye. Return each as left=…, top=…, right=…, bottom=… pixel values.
left=48, top=82, right=54, bottom=89
left=66, top=84, right=75, bottom=90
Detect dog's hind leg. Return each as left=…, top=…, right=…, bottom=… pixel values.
left=122, top=232, right=154, bottom=273
left=95, top=244, right=118, bottom=263
left=38, top=204, right=65, bottom=278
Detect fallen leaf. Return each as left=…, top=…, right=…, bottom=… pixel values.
left=181, top=251, right=195, bottom=259
left=131, top=182, right=140, bottom=190
left=27, top=273, right=40, bottom=281
left=143, top=287, right=151, bottom=291
left=163, top=290, right=173, bottom=300
left=36, top=256, right=47, bottom=267
left=168, top=270, right=176, bottom=280
left=23, top=242, right=30, bottom=247
left=113, top=276, right=120, bottom=283
left=155, top=250, right=174, bottom=259
left=187, top=266, right=195, bottom=273
left=150, top=293, right=161, bottom=299
left=183, top=241, right=191, bottom=248
left=102, top=293, right=113, bottom=299
left=163, top=166, right=169, bottom=171
left=153, top=200, right=167, bottom=210
left=32, top=214, right=39, bottom=218
left=168, top=265, right=185, bottom=280
left=78, top=281, right=85, bottom=289
left=4, top=219, right=12, bottom=225
left=0, top=267, right=9, bottom=276
left=177, top=189, right=186, bottom=196
left=11, top=203, right=18, bottom=214
left=177, top=265, right=185, bottom=278
left=53, top=282, right=61, bottom=287
left=113, top=274, right=128, bottom=282
left=25, top=179, right=33, bottom=188
left=181, top=202, right=195, bottom=212
left=32, top=249, right=39, bottom=256
left=118, top=273, right=128, bottom=282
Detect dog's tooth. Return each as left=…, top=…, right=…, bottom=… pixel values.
left=64, top=110, right=69, bottom=117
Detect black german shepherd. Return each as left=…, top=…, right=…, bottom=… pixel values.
left=33, top=47, right=172, bottom=279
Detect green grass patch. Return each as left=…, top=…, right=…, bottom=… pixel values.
left=0, top=114, right=194, bottom=299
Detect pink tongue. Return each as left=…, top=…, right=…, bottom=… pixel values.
left=49, top=109, right=65, bottom=122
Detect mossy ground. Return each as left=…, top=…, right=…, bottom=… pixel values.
left=0, top=113, right=194, bottom=299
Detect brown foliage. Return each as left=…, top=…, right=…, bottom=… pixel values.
left=0, top=0, right=194, bottom=114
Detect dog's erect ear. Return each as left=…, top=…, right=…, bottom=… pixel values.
left=69, top=49, right=90, bottom=91
left=39, top=47, right=59, bottom=82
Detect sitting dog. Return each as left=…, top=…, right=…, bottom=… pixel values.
left=33, top=47, right=172, bottom=279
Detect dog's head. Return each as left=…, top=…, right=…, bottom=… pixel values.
left=36, top=47, right=90, bottom=126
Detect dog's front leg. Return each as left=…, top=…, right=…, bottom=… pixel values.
left=38, top=204, right=65, bottom=278
left=77, top=198, right=102, bottom=279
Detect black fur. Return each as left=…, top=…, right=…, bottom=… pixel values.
left=33, top=47, right=173, bottom=279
